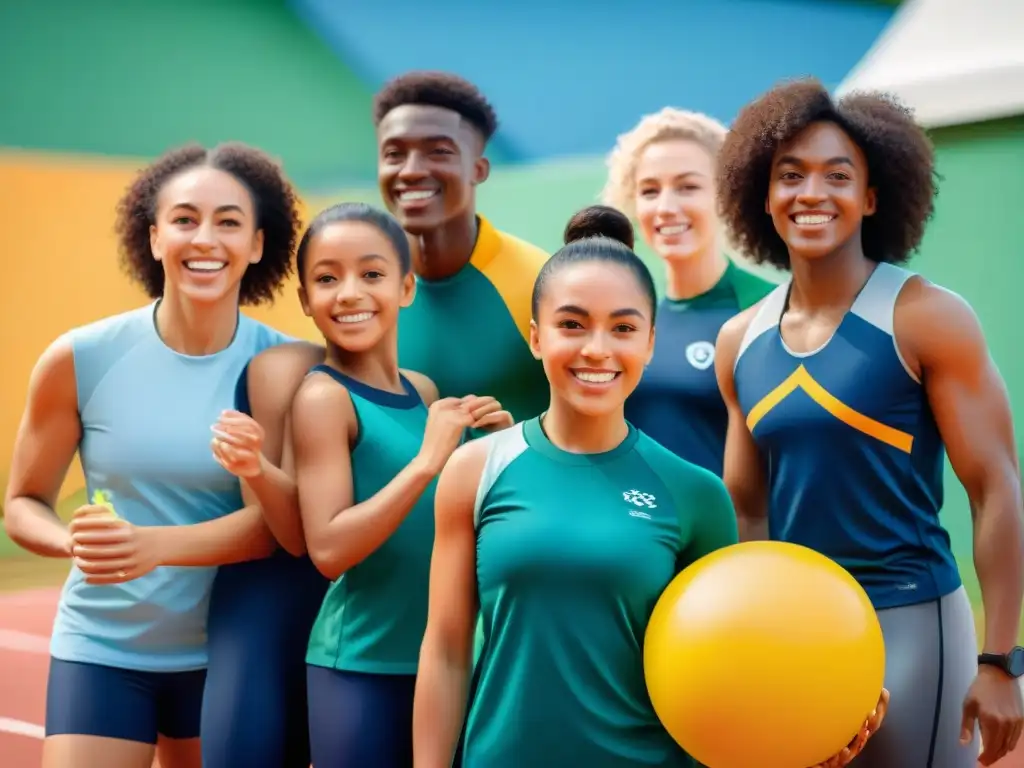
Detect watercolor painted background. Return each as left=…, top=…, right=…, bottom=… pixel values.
left=2, top=0, right=1022, bottom=639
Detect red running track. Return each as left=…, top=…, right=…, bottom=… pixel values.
left=0, top=588, right=1020, bottom=768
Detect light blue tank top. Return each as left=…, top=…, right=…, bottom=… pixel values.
left=50, top=302, right=291, bottom=672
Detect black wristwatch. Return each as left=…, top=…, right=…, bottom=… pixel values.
left=978, top=647, right=1024, bottom=678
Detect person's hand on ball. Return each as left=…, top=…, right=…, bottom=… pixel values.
left=810, top=688, right=890, bottom=768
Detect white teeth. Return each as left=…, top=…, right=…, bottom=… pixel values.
left=658, top=224, right=690, bottom=236
left=185, top=260, right=226, bottom=272
left=794, top=214, right=835, bottom=225
left=399, top=190, right=437, bottom=201
left=575, top=371, right=617, bottom=383
left=335, top=312, right=374, bottom=324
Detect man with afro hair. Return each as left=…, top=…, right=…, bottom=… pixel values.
left=373, top=70, right=550, bottom=425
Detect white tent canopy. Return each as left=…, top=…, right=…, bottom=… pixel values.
left=837, top=0, right=1024, bottom=128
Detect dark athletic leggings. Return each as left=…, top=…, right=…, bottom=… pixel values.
left=851, top=586, right=979, bottom=768
left=201, top=553, right=328, bottom=768
left=306, top=665, right=417, bottom=768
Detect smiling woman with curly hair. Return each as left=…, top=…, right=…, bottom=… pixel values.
left=714, top=78, right=1024, bottom=768
left=4, top=141, right=307, bottom=768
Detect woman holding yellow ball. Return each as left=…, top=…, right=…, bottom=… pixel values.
left=413, top=204, right=886, bottom=768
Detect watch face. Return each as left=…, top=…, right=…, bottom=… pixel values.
left=1009, top=648, right=1024, bottom=678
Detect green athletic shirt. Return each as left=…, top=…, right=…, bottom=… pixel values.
left=305, top=365, right=435, bottom=675
left=397, top=215, right=550, bottom=424
left=465, top=417, right=739, bottom=767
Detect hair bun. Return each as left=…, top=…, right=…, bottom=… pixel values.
left=563, top=205, right=635, bottom=250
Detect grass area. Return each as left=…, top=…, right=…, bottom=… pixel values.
left=0, top=556, right=69, bottom=593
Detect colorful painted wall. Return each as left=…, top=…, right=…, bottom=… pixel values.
left=290, top=0, right=896, bottom=163
left=0, top=0, right=894, bottom=501
left=5, top=0, right=1022, bottom=638
left=1, top=0, right=376, bottom=510
left=0, top=0, right=379, bottom=187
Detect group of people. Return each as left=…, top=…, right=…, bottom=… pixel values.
left=4, top=69, right=1023, bottom=768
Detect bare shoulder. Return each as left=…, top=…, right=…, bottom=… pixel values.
left=248, top=341, right=326, bottom=399
left=716, top=302, right=763, bottom=362
left=448, top=435, right=491, bottom=474
left=28, top=335, right=77, bottom=405
left=897, top=275, right=980, bottom=328
left=251, top=340, right=326, bottom=377
left=289, top=371, right=358, bottom=465
left=401, top=369, right=440, bottom=406
left=435, top=436, right=491, bottom=516
left=895, top=275, right=986, bottom=364
left=33, top=334, right=76, bottom=378
left=293, top=368, right=348, bottom=412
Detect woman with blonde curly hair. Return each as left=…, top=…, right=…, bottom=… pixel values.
left=602, top=108, right=776, bottom=475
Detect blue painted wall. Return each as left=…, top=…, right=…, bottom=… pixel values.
left=290, top=0, right=895, bottom=164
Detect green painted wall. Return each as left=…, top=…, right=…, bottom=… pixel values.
left=0, top=0, right=379, bottom=186
left=902, top=116, right=1024, bottom=610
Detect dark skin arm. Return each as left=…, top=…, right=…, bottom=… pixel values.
left=897, top=278, right=1024, bottom=766
left=412, top=440, right=486, bottom=768
left=715, top=308, right=770, bottom=541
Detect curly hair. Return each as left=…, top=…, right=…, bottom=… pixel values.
left=372, top=70, right=498, bottom=142
left=114, top=142, right=301, bottom=305
left=717, top=78, right=937, bottom=269
left=602, top=107, right=728, bottom=219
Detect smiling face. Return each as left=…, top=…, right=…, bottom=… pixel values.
left=149, top=166, right=264, bottom=305
left=376, top=104, right=490, bottom=236
left=298, top=220, right=415, bottom=353
left=767, top=121, right=877, bottom=262
left=530, top=260, right=655, bottom=418
left=634, top=139, right=719, bottom=263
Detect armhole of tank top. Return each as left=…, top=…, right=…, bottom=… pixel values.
left=851, top=263, right=921, bottom=385
left=234, top=362, right=252, bottom=416
left=472, top=424, right=530, bottom=530
left=733, top=282, right=789, bottom=374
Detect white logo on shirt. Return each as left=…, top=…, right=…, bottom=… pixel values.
left=624, top=490, right=657, bottom=509
left=686, top=341, right=716, bottom=371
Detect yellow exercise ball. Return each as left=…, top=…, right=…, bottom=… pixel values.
left=644, top=541, right=885, bottom=768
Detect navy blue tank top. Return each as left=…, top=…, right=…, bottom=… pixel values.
left=626, top=260, right=775, bottom=475
left=733, top=263, right=960, bottom=609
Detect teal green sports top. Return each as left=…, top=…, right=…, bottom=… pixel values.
left=465, top=417, right=739, bottom=767
left=305, top=365, right=436, bottom=675
left=397, top=215, right=549, bottom=424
